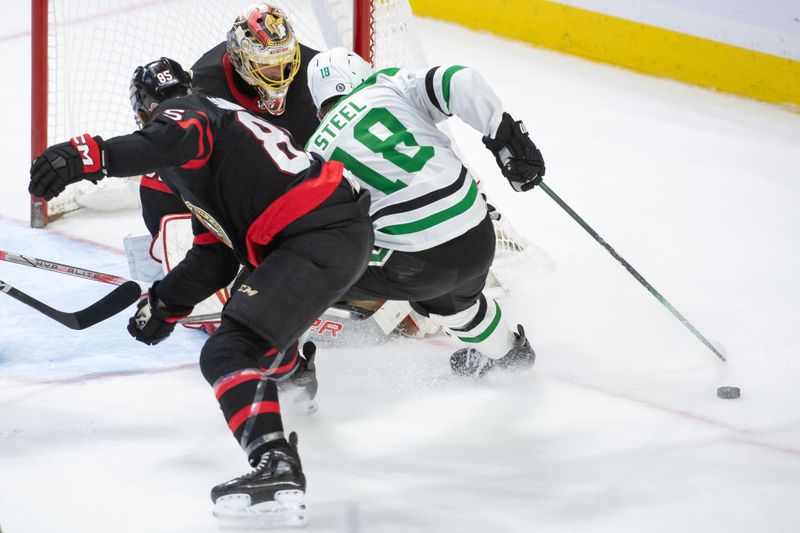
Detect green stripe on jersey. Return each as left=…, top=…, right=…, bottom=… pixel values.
left=378, top=179, right=479, bottom=236
left=442, top=66, right=467, bottom=106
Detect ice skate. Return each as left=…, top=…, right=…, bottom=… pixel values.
left=278, top=341, right=318, bottom=415
left=450, top=325, right=535, bottom=377
left=211, top=433, right=308, bottom=528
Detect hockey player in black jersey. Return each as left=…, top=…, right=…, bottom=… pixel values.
left=139, top=4, right=320, bottom=231
left=29, top=57, right=373, bottom=527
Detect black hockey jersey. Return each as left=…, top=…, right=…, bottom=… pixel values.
left=140, top=41, right=323, bottom=237
left=106, top=94, right=358, bottom=306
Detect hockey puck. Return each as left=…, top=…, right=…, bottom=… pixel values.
left=717, top=386, right=741, bottom=399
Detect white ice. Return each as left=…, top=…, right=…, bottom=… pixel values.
left=2, top=6, right=800, bottom=533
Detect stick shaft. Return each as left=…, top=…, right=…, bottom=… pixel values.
left=0, top=249, right=130, bottom=286
left=539, top=182, right=726, bottom=362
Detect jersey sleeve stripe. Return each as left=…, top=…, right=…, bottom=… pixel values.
left=424, top=66, right=448, bottom=116
left=441, top=65, right=468, bottom=107
left=372, top=165, right=467, bottom=222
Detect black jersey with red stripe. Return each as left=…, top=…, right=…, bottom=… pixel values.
left=104, top=94, right=342, bottom=268
left=189, top=41, right=321, bottom=147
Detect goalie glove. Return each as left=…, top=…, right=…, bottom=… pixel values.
left=127, top=281, right=192, bottom=346
left=29, top=134, right=107, bottom=200
left=483, top=113, right=545, bottom=192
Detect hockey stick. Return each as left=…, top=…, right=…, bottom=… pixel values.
left=538, top=182, right=726, bottom=362
left=0, top=249, right=131, bottom=286
left=0, top=250, right=405, bottom=331
left=0, top=279, right=142, bottom=330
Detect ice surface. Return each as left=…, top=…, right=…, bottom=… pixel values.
left=2, top=5, right=800, bottom=533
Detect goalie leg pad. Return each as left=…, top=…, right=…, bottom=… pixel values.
left=123, top=232, right=163, bottom=283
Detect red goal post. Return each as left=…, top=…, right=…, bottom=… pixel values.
left=30, top=0, right=424, bottom=227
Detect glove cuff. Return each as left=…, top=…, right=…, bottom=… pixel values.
left=69, top=134, right=107, bottom=179
left=148, top=281, right=193, bottom=321
left=483, top=112, right=514, bottom=152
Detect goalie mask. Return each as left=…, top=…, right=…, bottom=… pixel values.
left=307, top=47, right=372, bottom=115
left=130, top=57, right=191, bottom=127
left=226, top=4, right=301, bottom=115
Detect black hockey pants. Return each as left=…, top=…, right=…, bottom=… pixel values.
left=342, top=214, right=496, bottom=317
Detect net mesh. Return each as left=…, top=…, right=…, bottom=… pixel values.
left=41, top=0, right=542, bottom=289
left=43, top=0, right=424, bottom=216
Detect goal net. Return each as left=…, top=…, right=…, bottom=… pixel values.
left=31, top=0, right=552, bottom=294
left=31, top=0, right=425, bottom=225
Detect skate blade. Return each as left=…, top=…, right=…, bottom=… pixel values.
left=213, top=489, right=308, bottom=529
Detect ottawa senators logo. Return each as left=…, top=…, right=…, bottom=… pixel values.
left=184, top=201, right=233, bottom=249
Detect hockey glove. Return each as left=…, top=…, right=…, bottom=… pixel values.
left=29, top=134, right=107, bottom=200
left=483, top=113, right=545, bottom=192
left=127, top=282, right=192, bottom=346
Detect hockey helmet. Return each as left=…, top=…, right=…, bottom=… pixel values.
left=307, top=47, right=372, bottom=114
left=130, top=57, right=191, bottom=127
left=226, top=4, right=300, bottom=115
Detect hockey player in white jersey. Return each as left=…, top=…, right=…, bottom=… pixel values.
left=306, top=48, right=546, bottom=376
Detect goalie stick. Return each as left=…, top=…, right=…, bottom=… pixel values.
left=0, top=278, right=142, bottom=330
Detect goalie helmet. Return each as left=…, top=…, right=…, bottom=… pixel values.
left=226, top=3, right=300, bottom=115
left=307, top=47, right=372, bottom=113
left=130, top=57, right=191, bottom=127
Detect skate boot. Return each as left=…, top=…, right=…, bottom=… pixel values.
left=278, top=342, right=318, bottom=414
left=211, top=432, right=308, bottom=528
left=450, top=325, right=535, bottom=377
left=496, top=325, right=536, bottom=370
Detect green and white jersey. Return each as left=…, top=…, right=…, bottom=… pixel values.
left=305, top=65, right=505, bottom=252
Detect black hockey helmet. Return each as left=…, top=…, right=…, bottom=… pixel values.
left=130, top=57, right=191, bottom=126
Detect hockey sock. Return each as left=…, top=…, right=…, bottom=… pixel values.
left=258, top=341, right=301, bottom=381
left=213, top=369, right=285, bottom=465
left=430, top=293, right=515, bottom=359
left=200, top=318, right=289, bottom=465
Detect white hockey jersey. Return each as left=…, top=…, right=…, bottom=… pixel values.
left=305, top=65, right=505, bottom=252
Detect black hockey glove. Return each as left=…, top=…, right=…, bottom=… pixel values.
left=29, top=134, right=107, bottom=200
left=127, top=282, right=192, bottom=346
left=483, top=113, right=545, bottom=192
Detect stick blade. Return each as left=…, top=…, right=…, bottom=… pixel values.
left=72, top=281, right=142, bottom=330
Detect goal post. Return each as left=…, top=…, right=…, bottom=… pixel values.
left=31, top=0, right=48, bottom=228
